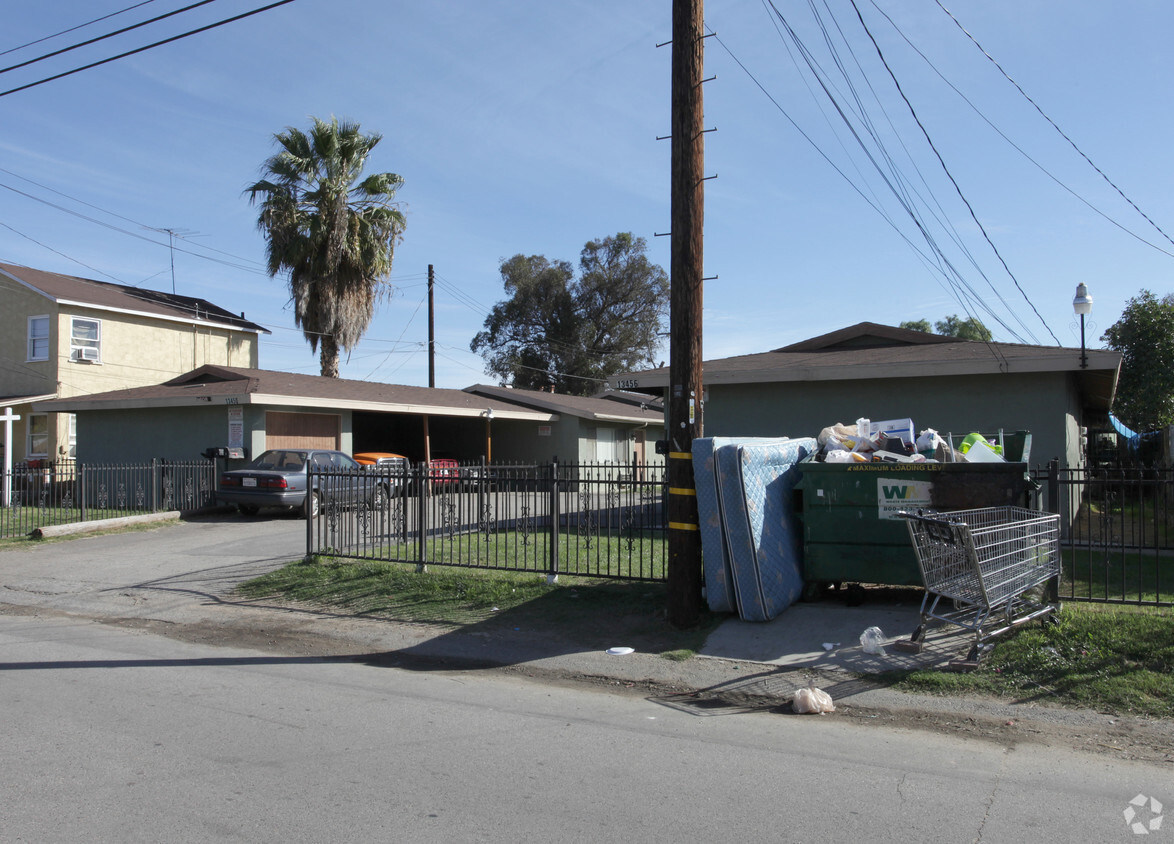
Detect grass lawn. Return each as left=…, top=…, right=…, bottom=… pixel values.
left=237, top=556, right=713, bottom=657
left=345, top=528, right=668, bottom=581
left=884, top=603, right=1174, bottom=719
left=1062, top=546, right=1174, bottom=603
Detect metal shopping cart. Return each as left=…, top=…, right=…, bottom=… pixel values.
left=896, top=506, right=1061, bottom=665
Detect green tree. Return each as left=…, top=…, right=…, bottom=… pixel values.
left=935, top=315, right=992, bottom=342
left=900, top=315, right=992, bottom=341
left=247, top=116, right=406, bottom=377
left=471, top=233, right=668, bottom=395
left=1101, top=290, right=1174, bottom=431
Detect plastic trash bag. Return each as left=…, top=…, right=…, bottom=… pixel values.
left=792, top=679, right=835, bottom=714
left=860, top=626, right=886, bottom=656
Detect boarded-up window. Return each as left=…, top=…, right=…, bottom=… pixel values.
left=265, top=412, right=340, bottom=451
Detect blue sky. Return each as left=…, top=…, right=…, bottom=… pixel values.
left=3, top=0, right=1171, bottom=390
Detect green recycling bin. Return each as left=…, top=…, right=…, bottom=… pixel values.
left=798, top=431, right=1033, bottom=589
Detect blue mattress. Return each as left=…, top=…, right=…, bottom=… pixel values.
left=716, top=437, right=816, bottom=622
left=693, top=437, right=793, bottom=614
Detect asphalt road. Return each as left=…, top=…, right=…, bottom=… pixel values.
left=2, top=612, right=1169, bottom=843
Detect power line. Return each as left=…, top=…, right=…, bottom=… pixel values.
left=0, top=0, right=161, bottom=57
left=934, top=0, right=1174, bottom=254
left=845, top=0, right=1059, bottom=344
left=0, top=0, right=299, bottom=98
left=1, top=0, right=224, bottom=76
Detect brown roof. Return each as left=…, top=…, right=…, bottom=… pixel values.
left=36, top=366, right=556, bottom=420
left=610, top=322, right=1122, bottom=409
left=463, top=384, right=663, bottom=424
left=1, top=262, right=268, bottom=334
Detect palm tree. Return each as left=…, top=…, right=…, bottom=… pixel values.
left=248, top=117, right=406, bottom=377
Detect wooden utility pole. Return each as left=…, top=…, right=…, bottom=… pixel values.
left=428, top=263, right=436, bottom=389
left=667, top=0, right=705, bottom=628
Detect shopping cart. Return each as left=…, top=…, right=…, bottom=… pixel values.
left=897, top=506, right=1061, bottom=664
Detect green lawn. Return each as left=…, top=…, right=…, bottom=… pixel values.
left=885, top=604, right=1174, bottom=719
left=1061, top=546, right=1174, bottom=603
left=236, top=557, right=713, bottom=654
left=335, top=528, right=668, bottom=581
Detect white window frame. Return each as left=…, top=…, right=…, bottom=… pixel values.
left=27, top=413, right=49, bottom=457
left=70, top=316, right=101, bottom=363
left=68, top=414, right=77, bottom=460
left=28, top=315, right=49, bottom=361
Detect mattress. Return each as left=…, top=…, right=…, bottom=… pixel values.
left=693, top=437, right=792, bottom=614
left=716, top=437, right=816, bottom=622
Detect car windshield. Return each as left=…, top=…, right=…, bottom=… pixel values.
left=251, top=450, right=306, bottom=471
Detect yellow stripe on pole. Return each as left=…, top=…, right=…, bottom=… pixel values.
left=669, top=451, right=693, bottom=460
left=668, top=487, right=696, bottom=496
left=669, top=521, right=700, bottom=531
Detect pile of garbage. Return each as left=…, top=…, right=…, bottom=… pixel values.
left=815, top=417, right=1010, bottom=464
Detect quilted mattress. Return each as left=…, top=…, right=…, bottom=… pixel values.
left=715, top=437, right=816, bottom=622
left=692, top=437, right=795, bottom=615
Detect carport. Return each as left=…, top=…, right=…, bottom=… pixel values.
left=35, top=365, right=554, bottom=466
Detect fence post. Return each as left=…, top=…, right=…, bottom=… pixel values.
left=151, top=457, right=159, bottom=512
left=417, top=463, right=428, bottom=572
left=1046, top=457, right=1061, bottom=603
left=78, top=463, right=86, bottom=522
left=1047, top=458, right=1060, bottom=514
left=549, top=456, right=560, bottom=582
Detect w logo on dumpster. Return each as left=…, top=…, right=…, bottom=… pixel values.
left=876, top=478, right=933, bottom=520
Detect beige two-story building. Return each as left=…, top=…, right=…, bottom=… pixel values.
left=0, top=262, right=267, bottom=466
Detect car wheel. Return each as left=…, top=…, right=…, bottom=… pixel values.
left=238, top=504, right=260, bottom=516
left=304, top=491, right=320, bottom=519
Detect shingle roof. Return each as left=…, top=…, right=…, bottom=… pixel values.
left=36, top=365, right=555, bottom=420
left=609, top=322, right=1122, bottom=409
left=0, top=262, right=269, bottom=334
left=463, top=384, right=663, bottom=424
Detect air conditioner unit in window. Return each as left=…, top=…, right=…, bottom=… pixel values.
left=73, top=348, right=99, bottom=362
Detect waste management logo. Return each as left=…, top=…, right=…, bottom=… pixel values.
left=876, top=478, right=933, bottom=520
left=1124, top=794, right=1164, bottom=835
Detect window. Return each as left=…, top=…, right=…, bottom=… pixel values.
left=68, top=414, right=77, bottom=460
left=28, top=414, right=48, bottom=457
left=70, top=317, right=101, bottom=362
left=28, top=316, right=49, bottom=361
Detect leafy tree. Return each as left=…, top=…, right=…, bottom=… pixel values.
left=900, top=315, right=991, bottom=341
left=471, top=233, right=668, bottom=395
left=1101, top=290, right=1174, bottom=431
left=248, top=116, right=406, bottom=377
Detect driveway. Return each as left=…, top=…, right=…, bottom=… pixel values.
left=0, top=513, right=306, bottom=622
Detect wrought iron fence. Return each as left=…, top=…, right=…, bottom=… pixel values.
left=1032, top=461, right=1174, bottom=606
left=309, top=459, right=668, bottom=582
left=1, top=459, right=217, bottom=538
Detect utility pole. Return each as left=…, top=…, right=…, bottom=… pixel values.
left=428, top=264, right=436, bottom=388
left=667, top=0, right=705, bottom=628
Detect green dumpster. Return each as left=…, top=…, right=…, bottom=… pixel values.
left=798, top=431, right=1033, bottom=589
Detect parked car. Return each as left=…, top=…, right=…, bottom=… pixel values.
left=353, top=452, right=410, bottom=504
left=218, top=449, right=373, bottom=518
left=426, top=458, right=462, bottom=490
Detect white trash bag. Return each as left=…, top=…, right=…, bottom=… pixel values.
left=792, top=679, right=836, bottom=715
left=860, top=626, right=887, bottom=656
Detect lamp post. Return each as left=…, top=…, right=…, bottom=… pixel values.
left=1073, top=283, right=1093, bottom=369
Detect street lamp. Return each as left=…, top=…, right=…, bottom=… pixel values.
left=1073, top=283, right=1093, bottom=369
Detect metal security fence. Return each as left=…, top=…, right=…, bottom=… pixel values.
left=1, top=459, right=217, bottom=538
left=309, top=459, right=668, bottom=582
left=1032, top=461, right=1174, bottom=606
